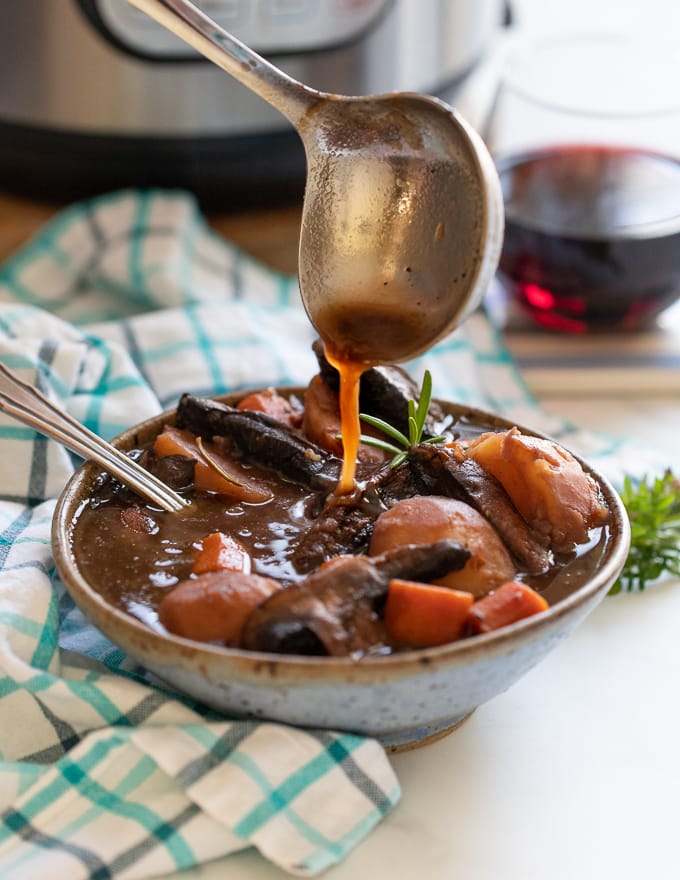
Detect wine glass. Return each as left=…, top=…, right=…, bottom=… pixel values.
left=485, top=33, right=680, bottom=333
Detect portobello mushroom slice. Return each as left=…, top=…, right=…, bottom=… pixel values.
left=311, top=339, right=446, bottom=438
left=176, top=393, right=342, bottom=491
left=408, top=444, right=552, bottom=574
left=140, top=450, right=197, bottom=492
left=89, top=450, right=196, bottom=506
left=242, top=539, right=470, bottom=657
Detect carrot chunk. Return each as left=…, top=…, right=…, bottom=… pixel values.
left=153, top=425, right=270, bottom=502
left=466, top=581, right=549, bottom=634
left=237, top=388, right=301, bottom=428
left=153, top=425, right=193, bottom=460
left=384, top=579, right=475, bottom=648
left=192, top=531, right=251, bottom=575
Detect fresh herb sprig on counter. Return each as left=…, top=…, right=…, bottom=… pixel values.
left=358, top=370, right=446, bottom=467
left=611, top=469, right=680, bottom=594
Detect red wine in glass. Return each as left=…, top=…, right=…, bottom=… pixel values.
left=496, top=145, right=680, bottom=332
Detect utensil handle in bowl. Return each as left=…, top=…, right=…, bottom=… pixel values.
left=128, top=0, right=321, bottom=127
left=0, top=363, right=188, bottom=513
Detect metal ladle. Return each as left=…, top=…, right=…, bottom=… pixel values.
left=130, top=0, right=504, bottom=364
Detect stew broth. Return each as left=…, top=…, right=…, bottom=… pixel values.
left=71, top=399, right=611, bottom=643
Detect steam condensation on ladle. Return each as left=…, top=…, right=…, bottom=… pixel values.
left=298, top=97, right=493, bottom=365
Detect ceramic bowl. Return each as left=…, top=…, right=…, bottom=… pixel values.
left=52, top=392, right=630, bottom=751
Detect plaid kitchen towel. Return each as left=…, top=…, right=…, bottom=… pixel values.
left=0, top=189, right=668, bottom=880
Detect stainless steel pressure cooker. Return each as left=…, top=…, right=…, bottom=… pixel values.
left=0, top=0, right=506, bottom=209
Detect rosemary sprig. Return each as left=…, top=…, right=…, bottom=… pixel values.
left=358, top=370, right=446, bottom=467
left=610, top=469, right=680, bottom=593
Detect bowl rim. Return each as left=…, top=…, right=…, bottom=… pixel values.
left=52, top=389, right=631, bottom=678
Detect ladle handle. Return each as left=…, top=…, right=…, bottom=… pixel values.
left=128, top=0, right=321, bottom=127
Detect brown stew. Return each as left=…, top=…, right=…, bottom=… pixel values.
left=71, top=351, right=611, bottom=657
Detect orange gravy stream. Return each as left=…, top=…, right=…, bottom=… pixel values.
left=323, top=348, right=374, bottom=495
left=312, top=289, right=438, bottom=492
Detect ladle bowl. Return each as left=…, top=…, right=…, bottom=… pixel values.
left=129, top=0, right=504, bottom=363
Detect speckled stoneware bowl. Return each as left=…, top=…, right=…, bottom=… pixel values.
left=52, top=391, right=630, bottom=751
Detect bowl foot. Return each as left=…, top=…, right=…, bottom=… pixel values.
left=378, top=710, right=475, bottom=753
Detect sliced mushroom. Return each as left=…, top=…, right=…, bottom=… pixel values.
left=176, top=393, right=342, bottom=490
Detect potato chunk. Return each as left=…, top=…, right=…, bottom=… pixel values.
left=370, top=496, right=516, bottom=597
left=465, top=427, right=610, bottom=551
left=158, top=571, right=280, bottom=645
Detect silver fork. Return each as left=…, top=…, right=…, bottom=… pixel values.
left=0, top=362, right=189, bottom=513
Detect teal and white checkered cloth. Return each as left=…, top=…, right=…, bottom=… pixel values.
left=0, top=190, right=667, bottom=879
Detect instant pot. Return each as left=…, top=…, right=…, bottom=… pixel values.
left=0, top=0, right=506, bottom=209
